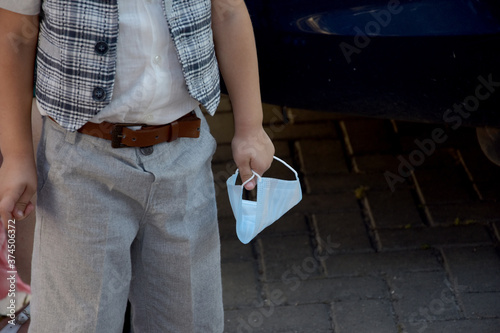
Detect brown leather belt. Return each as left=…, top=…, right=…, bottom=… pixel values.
left=72, top=111, right=201, bottom=148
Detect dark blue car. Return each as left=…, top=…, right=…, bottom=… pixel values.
left=246, top=0, right=500, bottom=128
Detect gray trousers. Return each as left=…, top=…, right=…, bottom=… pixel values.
left=30, top=108, right=224, bottom=332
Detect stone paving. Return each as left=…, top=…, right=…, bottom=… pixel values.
left=207, top=95, right=500, bottom=333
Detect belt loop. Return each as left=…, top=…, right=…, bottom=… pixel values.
left=64, top=129, right=77, bottom=145
left=170, top=121, right=179, bottom=141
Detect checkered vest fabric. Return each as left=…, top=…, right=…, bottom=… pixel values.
left=36, top=0, right=220, bottom=131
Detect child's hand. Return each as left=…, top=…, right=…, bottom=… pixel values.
left=231, top=126, right=274, bottom=190
left=0, top=156, right=37, bottom=228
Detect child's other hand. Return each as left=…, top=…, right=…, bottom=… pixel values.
left=231, top=126, right=274, bottom=190
left=0, top=155, right=37, bottom=228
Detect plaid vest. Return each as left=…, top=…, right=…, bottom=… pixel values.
left=36, top=0, right=220, bottom=131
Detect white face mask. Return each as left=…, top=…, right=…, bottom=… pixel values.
left=226, top=156, right=302, bottom=244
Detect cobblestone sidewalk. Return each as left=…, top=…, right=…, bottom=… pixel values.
left=207, top=96, right=500, bottom=333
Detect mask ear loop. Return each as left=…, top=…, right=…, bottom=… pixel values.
left=235, top=156, right=297, bottom=186
left=272, top=156, right=299, bottom=180
left=234, top=169, right=262, bottom=187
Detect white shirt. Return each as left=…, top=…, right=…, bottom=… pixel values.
left=2, top=0, right=199, bottom=125
left=88, top=0, right=199, bottom=125
left=0, top=0, right=40, bottom=15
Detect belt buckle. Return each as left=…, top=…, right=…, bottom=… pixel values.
left=110, top=123, right=145, bottom=148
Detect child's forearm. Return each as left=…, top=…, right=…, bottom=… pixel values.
left=211, top=1, right=275, bottom=188
left=211, top=0, right=263, bottom=134
left=0, top=9, right=38, bottom=160
left=0, top=9, right=39, bottom=224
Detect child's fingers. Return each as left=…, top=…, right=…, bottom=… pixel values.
left=24, top=201, right=35, bottom=218
left=239, top=164, right=256, bottom=190
left=0, top=195, right=16, bottom=228
left=243, top=178, right=256, bottom=191
left=13, top=186, right=36, bottom=220
left=13, top=200, right=34, bottom=221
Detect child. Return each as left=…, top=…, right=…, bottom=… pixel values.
left=0, top=0, right=274, bottom=331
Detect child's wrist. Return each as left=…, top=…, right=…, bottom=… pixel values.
left=0, top=144, right=35, bottom=164
left=233, top=123, right=264, bottom=137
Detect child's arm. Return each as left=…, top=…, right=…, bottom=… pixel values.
left=211, top=0, right=275, bottom=190
left=0, top=9, right=39, bottom=225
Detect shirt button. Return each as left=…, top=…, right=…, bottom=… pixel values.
left=95, top=41, right=109, bottom=55
left=153, top=55, right=161, bottom=65
left=92, top=87, right=106, bottom=101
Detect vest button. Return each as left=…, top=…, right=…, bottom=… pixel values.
left=92, top=87, right=106, bottom=101
left=95, top=41, right=109, bottom=55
